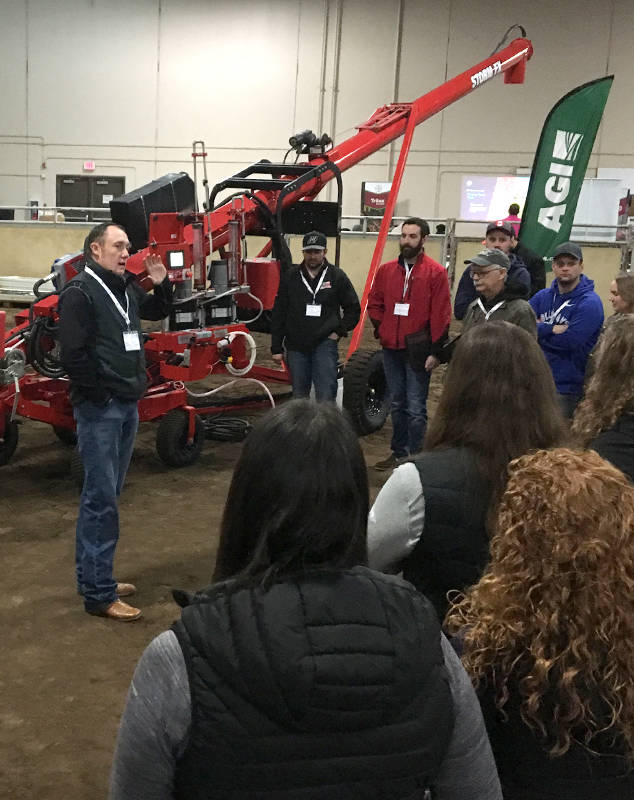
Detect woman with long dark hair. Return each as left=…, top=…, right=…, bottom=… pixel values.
left=368, top=321, right=567, bottom=619
left=446, top=448, right=634, bottom=799
left=110, top=400, right=501, bottom=800
left=573, top=313, right=634, bottom=481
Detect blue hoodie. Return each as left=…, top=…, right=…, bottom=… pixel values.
left=529, top=275, right=604, bottom=395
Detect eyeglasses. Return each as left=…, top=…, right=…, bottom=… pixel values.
left=469, top=266, right=504, bottom=278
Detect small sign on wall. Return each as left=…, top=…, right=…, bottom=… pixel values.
left=83, top=161, right=96, bottom=172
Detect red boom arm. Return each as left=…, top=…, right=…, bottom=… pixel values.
left=126, top=37, right=532, bottom=278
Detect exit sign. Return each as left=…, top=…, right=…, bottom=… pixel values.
left=83, top=160, right=96, bottom=171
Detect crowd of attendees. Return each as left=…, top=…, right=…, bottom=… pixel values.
left=105, top=213, right=634, bottom=798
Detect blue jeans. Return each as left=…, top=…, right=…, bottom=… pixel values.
left=286, top=338, right=339, bottom=402
left=382, top=348, right=431, bottom=459
left=73, top=397, right=139, bottom=610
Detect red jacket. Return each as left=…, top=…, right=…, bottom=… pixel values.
left=368, top=252, right=451, bottom=352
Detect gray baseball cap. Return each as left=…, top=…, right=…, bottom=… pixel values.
left=465, top=248, right=510, bottom=269
left=553, top=242, right=582, bottom=261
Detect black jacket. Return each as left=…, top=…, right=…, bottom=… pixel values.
left=513, top=241, right=546, bottom=297
left=172, top=566, right=454, bottom=799
left=270, top=260, right=360, bottom=354
left=404, top=448, right=490, bottom=620
left=59, top=260, right=172, bottom=405
left=590, top=411, right=634, bottom=483
left=480, top=685, right=634, bottom=799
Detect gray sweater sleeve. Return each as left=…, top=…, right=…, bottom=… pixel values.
left=435, top=635, right=502, bottom=800
left=108, top=630, right=190, bottom=800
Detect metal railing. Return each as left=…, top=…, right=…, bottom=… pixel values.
left=0, top=205, right=109, bottom=224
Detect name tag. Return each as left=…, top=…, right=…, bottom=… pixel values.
left=306, top=303, right=322, bottom=317
left=123, top=331, right=141, bottom=351
left=394, top=302, right=410, bottom=316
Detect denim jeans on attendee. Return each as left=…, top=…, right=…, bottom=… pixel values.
left=73, top=397, right=139, bottom=611
left=286, top=338, right=339, bottom=402
left=382, top=348, right=431, bottom=459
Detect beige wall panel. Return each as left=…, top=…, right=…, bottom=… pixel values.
left=0, top=224, right=90, bottom=278
left=1, top=0, right=632, bottom=219
left=157, top=0, right=300, bottom=149
left=27, top=0, right=159, bottom=146
left=582, top=245, right=624, bottom=320
left=0, top=2, right=27, bottom=133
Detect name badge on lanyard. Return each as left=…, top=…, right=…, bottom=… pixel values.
left=123, top=330, right=141, bottom=351
left=394, top=264, right=413, bottom=316
left=302, top=267, right=327, bottom=318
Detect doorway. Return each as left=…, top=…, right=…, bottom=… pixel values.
left=56, top=175, right=125, bottom=221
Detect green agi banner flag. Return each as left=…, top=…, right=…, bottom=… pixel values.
left=518, top=76, right=613, bottom=260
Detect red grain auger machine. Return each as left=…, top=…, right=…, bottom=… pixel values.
left=0, top=32, right=533, bottom=468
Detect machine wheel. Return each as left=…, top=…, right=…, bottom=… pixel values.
left=70, top=449, right=84, bottom=489
left=0, top=418, right=19, bottom=466
left=342, top=349, right=389, bottom=436
left=156, top=409, right=204, bottom=468
left=54, top=426, right=77, bottom=446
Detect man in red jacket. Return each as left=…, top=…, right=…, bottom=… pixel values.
left=369, top=218, right=451, bottom=470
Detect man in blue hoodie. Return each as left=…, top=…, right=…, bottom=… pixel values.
left=529, top=242, right=603, bottom=418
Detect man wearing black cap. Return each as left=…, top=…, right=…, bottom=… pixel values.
left=529, top=242, right=604, bottom=418
left=271, top=231, right=360, bottom=401
left=454, top=221, right=533, bottom=319
left=461, top=249, right=536, bottom=335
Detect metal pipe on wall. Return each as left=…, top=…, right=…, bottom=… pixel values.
left=387, top=0, right=405, bottom=184
left=327, top=0, right=343, bottom=202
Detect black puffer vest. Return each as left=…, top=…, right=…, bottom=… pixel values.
left=403, top=448, right=490, bottom=620
left=61, top=261, right=147, bottom=402
left=172, top=566, right=454, bottom=799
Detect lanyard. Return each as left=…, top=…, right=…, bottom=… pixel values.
left=477, top=298, right=505, bottom=320
left=85, top=266, right=131, bottom=329
left=402, top=263, right=414, bottom=300
left=301, top=267, right=327, bottom=303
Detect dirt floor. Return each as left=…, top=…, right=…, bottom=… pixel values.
left=0, top=308, right=446, bottom=799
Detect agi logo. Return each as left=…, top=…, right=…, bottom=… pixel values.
left=537, top=130, right=584, bottom=233
left=470, top=61, right=502, bottom=88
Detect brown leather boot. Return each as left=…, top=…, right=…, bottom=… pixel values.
left=87, top=599, right=142, bottom=621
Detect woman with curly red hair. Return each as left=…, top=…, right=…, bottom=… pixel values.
left=446, top=447, right=634, bottom=799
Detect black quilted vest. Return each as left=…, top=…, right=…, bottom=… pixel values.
left=172, top=566, right=454, bottom=799
left=403, top=448, right=490, bottom=620
left=61, top=261, right=147, bottom=403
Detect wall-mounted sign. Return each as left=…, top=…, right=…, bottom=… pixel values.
left=83, top=161, right=96, bottom=172
left=361, top=181, right=392, bottom=217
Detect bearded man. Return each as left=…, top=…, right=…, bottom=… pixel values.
left=368, top=217, right=451, bottom=470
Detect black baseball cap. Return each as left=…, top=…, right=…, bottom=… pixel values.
left=302, top=231, right=327, bottom=250
left=553, top=242, right=583, bottom=261
left=486, top=221, right=515, bottom=237
left=465, top=248, right=510, bottom=269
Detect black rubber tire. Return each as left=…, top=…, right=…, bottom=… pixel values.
left=342, top=349, right=389, bottom=436
left=69, top=449, right=85, bottom=490
left=0, top=418, right=19, bottom=466
left=54, top=426, right=78, bottom=446
left=156, top=409, right=205, bottom=468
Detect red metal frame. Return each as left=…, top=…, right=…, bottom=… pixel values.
left=1, top=38, right=532, bottom=450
